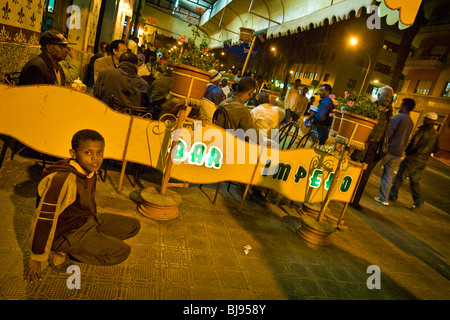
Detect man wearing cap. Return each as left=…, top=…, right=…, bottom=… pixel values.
left=20, top=30, right=74, bottom=85
left=204, top=69, right=226, bottom=106
left=389, top=112, right=440, bottom=210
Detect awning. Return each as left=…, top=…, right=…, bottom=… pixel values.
left=199, top=0, right=422, bottom=44
left=267, top=0, right=373, bottom=38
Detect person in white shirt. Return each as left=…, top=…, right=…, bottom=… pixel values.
left=220, top=78, right=230, bottom=97
left=137, top=53, right=150, bottom=77
left=251, top=91, right=285, bottom=138
left=281, top=78, right=302, bottom=124
left=295, top=87, right=309, bottom=125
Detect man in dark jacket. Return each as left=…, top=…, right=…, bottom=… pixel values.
left=373, top=98, right=415, bottom=206
left=93, top=52, right=151, bottom=116
left=389, top=112, right=440, bottom=210
left=20, top=30, right=75, bottom=86
left=349, top=86, right=394, bottom=210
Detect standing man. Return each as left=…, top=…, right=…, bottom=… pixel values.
left=295, top=87, right=309, bottom=125
left=281, top=78, right=302, bottom=124
left=350, top=86, right=394, bottom=210
left=373, top=98, right=416, bottom=206
left=20, top=30, right=75, bottom=86
left=94, top=39, right=127, bottom=83
left=308, top=84, right=334, bottom=145
left=389, top=112, right=439, bottom=210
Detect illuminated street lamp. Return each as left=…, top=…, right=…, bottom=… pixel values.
left=349, top=37, right=372, bottom=96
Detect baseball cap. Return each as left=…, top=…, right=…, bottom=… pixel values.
left=208, top=69, right=222, bottom=82
left=40, top=30, right=75, bottom=47
left=137, top=53, right=145, bottom=61
left=424, top=112, right=438, bottom=121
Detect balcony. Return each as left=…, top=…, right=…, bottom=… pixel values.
left=404, top=54, right=448, bottom=74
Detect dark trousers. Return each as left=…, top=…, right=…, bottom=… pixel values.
left=352, top=141, right=382, bottom=205
left=389, top=156, right=426, bottom=207
left=52, top=213, right=141, bottom=266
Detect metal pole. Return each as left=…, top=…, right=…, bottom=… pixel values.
left=359, top=48, right=371, bottom=96
left=241, top=35, right=256, bottom=76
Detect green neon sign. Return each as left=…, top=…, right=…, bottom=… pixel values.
left=173, top=139, right=222, bottom=169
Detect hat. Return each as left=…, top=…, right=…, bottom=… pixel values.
left=424, top=112, right=438, bottom=121
left=137, top=53, right=145, bottom=61
left=208, top=69, right=222, bottom=82
left=40, top=30, right=75, bottom=47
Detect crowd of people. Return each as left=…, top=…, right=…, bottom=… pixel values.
left=18, top=30, right=440, bottom=282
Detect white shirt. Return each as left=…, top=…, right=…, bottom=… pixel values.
left=222, top=85, right=230, bottom=97
left=284, top=86, right=300, bottom=111
left=251, top=103, right=280, bottom=137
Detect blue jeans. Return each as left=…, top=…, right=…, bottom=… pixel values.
left=389, top=156, right=426, bottom=207
left=374, top=154, right=401, bottom=202
left=280, top=109, right=291, bottom=124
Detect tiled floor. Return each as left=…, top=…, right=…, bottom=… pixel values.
left=0, top=150, right=449, bottom=300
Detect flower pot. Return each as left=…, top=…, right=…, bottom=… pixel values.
left=335, top=111, right=378, bottom=150
left=330, top=109, right=343, bottom=137
left=261, top=89, right=280, bottom=105
left=171, top=63, right=210, bottom=100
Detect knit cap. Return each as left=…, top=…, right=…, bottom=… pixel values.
left=208, top=69, right=222, bottom=82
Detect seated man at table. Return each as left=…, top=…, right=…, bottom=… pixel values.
left=93, top=52, right=151, bottom=116
left=216, top=77, right=258, bottom=139
left=250, top=91, right=284, bottom=138
left=20, top=30, right=74, bottom=86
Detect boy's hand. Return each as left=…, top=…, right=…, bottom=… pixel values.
left=23, top=259, right=42, bottom=283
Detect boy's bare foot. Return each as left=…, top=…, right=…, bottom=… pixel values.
left=50, top=252, right=71, bottom=272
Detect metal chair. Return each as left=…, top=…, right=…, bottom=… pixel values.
left=101, top=97, right=151, bottom=185
left=273, top=121, right=300, bottom=150
left=297, top=129, right=319, bottom=149
left=202, top=108, right=238, bottom=203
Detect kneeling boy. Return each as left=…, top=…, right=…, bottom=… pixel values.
left=24, top=129, right=141, bottom=283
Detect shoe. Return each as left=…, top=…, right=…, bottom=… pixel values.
left=388, top=196, right=397, bottom=202
left=410, top=203, right=424, bottom=210
left=350, top=202, right=363, bottom=210
left=49, top=252, right=72, bottom=273
left=374, top=197, right=389, bottom=206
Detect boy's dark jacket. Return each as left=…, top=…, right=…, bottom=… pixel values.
left=29, top=159, right=97, bottom=262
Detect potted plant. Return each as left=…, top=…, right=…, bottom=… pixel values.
left=333, top=91, right=379, bottom=150
left=153, top=26, right=219, bottom=100
left=262, top=85, right=282, bottom=105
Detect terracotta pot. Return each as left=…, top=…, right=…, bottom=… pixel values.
left=335, top=111, right=378, bottom=150
left=261, top=89, right=280, bottom=105
left=171, top=63, right=210, bottom=100
left=239, top=27, right=254, bottom=42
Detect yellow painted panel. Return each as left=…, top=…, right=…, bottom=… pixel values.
left=0, top=84, right=363, bottom=204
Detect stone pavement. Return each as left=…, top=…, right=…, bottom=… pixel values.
left=0, top=149, right=449, bottom=301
